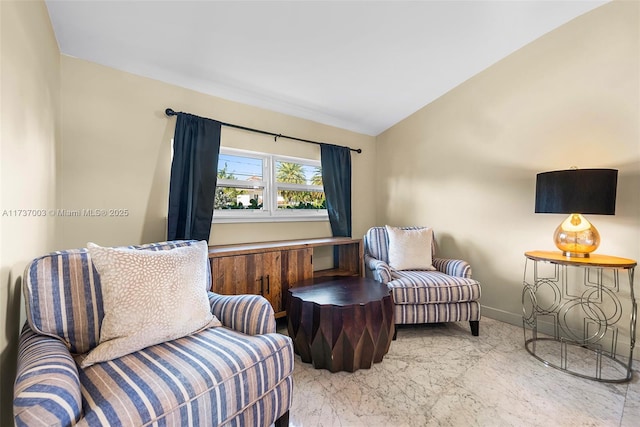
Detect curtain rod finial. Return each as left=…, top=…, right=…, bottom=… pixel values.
left=165, top=108, right=177, bottom=117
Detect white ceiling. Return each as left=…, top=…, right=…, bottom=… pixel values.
left=45, top=0, right=608, bottom=136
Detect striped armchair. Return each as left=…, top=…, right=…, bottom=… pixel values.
left=364, top=227, right=481, bottom=336
left=13, top=241, right=293, bottom=427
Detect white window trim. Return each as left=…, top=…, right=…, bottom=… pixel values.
left=213, top=147, right=328, bottom=223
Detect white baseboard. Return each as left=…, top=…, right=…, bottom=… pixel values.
left=480, top=305, right=522, bottom=326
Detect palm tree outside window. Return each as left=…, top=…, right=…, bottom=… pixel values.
left=214, top=147, right=327, bottom=222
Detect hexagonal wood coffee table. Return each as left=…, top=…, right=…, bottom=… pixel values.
left=286, top=277, right=394, bottom=372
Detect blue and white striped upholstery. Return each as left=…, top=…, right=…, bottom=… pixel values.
left=388, top=271, right=480, bottom=305
left=432, top=257, right=472, bottom=279
left=209, top=293, right=277, bottom=336
left=364, top=226, right=481, bottom=326
left=394, top=301, right=481, bottom=324
left=14, top=325, right=83, bottom=426
left=364, top=227, right=472, bottom=279
left=76, top=328, right=293, bottom=426
left=15, top=241, right=293, bottom=426
left=23, top=240, right=199, bottom=355
left=364, top=256, right=393, bottom=284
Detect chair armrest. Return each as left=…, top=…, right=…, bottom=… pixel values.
left=364, top=254, right=393, bottom=284
left=433, top=257, right=473, bottom=279
left=208, top=292, right=276, bottom=335
left=14, top=324, right=82, bottom=426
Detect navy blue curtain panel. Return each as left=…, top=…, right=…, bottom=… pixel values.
left=167, top=113, right=221, bottom=241
left=320, top=144, right=352, bottom=237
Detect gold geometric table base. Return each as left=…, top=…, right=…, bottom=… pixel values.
left=522, top=251, right=637, bottom=383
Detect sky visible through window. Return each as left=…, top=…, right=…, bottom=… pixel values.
left=218, top=154, right=319, bottom=184
left=218, top=154, right=262, bottom=180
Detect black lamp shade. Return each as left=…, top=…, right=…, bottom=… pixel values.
left=535, top=169, right=617, bottom=215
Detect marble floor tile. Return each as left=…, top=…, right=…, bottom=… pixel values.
left=279, top=317, right=640, bottom=427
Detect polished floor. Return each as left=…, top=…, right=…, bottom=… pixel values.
left=279, top=317, right=640, bottom=427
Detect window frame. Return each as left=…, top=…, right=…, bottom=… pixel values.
left=213, top=147, right=328, bottom=223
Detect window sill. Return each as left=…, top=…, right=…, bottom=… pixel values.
left=212, top=213, right=329, bottom=224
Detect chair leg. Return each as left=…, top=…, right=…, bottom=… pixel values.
left=274, top=410, right=289, bottom=427
left=470, top=321, right=479, bottom=336
left=392, top=326, right=397, bottom=341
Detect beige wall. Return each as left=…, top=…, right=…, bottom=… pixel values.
left=58, top=56, right=377, bottom=249
left=0, top=1, right=60, bottom=423
left=3, top=0, right=638, bottom=420
left=376, top=0, right=639, bottom=339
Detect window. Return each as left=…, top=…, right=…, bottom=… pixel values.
left=214, top=147, right=327, bottom=222
left=215, top=151, right=266, bottom=211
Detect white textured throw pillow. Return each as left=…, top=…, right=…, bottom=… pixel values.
left=385, top=226, right=436, bottom=271
left=80, top=241, right=221, bottom=367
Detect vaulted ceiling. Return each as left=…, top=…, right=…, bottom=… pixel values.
left=45, top=0, right=608, bottom=136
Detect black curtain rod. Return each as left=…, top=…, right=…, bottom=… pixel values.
left=165, top=108, right=362, bottom=153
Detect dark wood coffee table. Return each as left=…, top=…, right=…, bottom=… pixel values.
left=286, top=277, right=394, bottom=372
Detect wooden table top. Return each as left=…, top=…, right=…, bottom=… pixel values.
left=288, top=277, right=390, bottom=306
left=208, top=237, right=361, bottom=257
left=525, top=251, right=637, bottom=268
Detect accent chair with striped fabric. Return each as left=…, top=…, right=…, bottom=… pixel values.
left=364, top=227, right=481, bottom=336
left=13, top=240, right=293, bottom=426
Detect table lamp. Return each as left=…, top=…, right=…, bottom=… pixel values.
left=535, top=168, right=617, bottom=258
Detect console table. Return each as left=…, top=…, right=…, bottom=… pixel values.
left=208, top=237, right=363, bottom=318
left=522, top=251, right=637, bottom=382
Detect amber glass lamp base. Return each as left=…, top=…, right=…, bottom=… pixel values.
left=553, top=213, right=600, bottom=258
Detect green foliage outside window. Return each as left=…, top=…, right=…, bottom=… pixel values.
left=214, top=158, right=326, bottom=211
left=277, top=163, right=325, bottom=209
left=214, top=163, right=262, bottom=210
